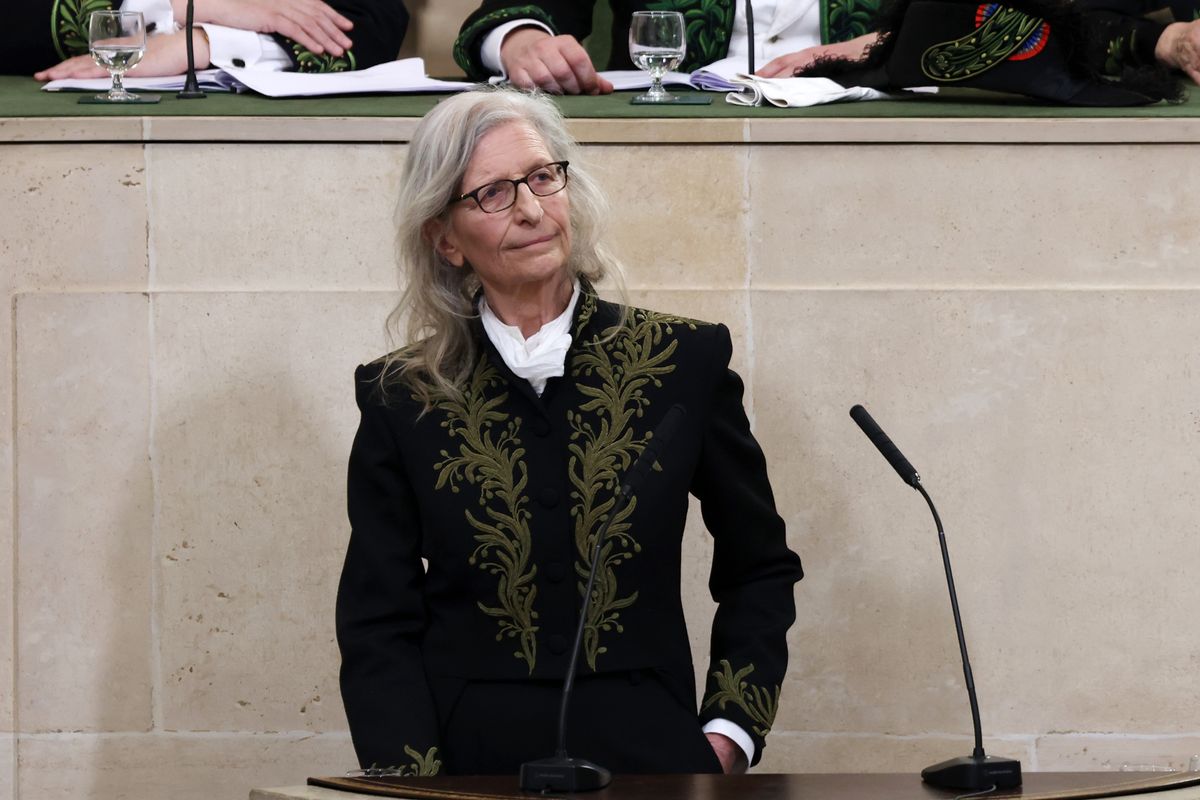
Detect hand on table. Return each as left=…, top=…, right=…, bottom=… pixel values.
left=35, top=30, right=210, bottom=81
left=1155, top=19, right=1200, bottom=85
left=706, top=732, right=748, bottom=775
left=181, top=0, right=353, bottom=56
left=756, top=32, right=880, bottom=78
left=499, top=27, right=614, bottom=94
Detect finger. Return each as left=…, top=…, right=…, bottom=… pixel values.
left=595, top=74, right=614, bottom=94
left=284, top=4, right=347, bottom=53
left=540, top=50, right=582, bottom=94
left=557, top=41, right=602, bottom=94
left=756, top=55, right=791, bottom=78
left=508, top=67, right=537, bottom=91
left=313, top=12, right=353, bottom=52
left=307, top=0, right=353, bottom=31
left=521, top=60, right=566, bottom=94
left=274, top=16, right=326, bottom=54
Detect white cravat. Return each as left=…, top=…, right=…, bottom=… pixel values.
left=479, top=281, right=581, bottom=396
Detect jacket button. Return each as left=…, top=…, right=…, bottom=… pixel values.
left=537, top=487, right=559, bottom=508
left=531, top=418, right=551, bottom=437
left=545, top=561, right=567, bottom=583
left=768, top=34, right=780, bottom=43
left=548, top=634, right=569, bottom=655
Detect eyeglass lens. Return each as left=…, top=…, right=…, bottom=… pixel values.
left=475, top=163, right=567, bottom=213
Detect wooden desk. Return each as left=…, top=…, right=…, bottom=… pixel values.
left=248, top=772, right=1200, bottom=800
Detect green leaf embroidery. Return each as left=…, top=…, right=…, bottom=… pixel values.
left=701, top=659, right=780, bottom=738
left=52, top=0, right=115, bottom=60
left=292, top=42, right=356, bottom=73
left=921, top=7, right=1043, bottom=82
left=568, top=298, right=700, bottom=669
left=431, top=360, right=540, bottom=671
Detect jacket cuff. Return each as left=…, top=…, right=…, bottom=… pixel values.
left=453, top=5, right=558, bottom=80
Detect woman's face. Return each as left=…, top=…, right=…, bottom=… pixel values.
left=433, top=121, right=572, bottom=299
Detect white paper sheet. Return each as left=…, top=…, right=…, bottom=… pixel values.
left=220, top=58, right=475, bottom=97
left=42, top=59, right=475, bottom=97
left=42, top=68, right=233, bottom=93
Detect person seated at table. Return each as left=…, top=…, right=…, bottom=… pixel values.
left=451, top=0, right=1200, bottom=93
left=336, top=86, right=804, bottom=776
left=10, top=0, right=407, bottom=80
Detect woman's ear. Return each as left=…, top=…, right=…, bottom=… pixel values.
left=423, top=218, right=465, bottom=268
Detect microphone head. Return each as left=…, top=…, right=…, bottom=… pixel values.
left=849, top=404, right=921, bottom=487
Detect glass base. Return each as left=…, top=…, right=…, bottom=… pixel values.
left=78, top=92, right=161, bottom=104
left=630, top=93, right=713, bottom=105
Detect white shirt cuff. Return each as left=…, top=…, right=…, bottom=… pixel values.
left=198, top=22, right=292, bottom=71
left=702, top=718, right=756, bottom=767
left=480, top=18, right=554, bottom=76
left=120, top=0, right=176, bottom=35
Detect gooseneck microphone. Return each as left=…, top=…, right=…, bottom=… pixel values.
left=519, top=404, right=688, bottom=793
left=177, top=0, right=207, bottom=99
left=848, top=405, right=1021, bottom=792
left=746, top=0, right=756, bottom=75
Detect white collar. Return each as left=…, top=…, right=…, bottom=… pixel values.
left=479, top=279, right=581, bottom=396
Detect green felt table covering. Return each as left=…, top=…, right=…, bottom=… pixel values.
left=1, top=75, right=1198, bottom=119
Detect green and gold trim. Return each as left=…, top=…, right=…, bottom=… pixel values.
left=702, top=659, right=780, bottom=738
left=920, top=7, right=1044, bottom=82
left=51, top=0, right=115, bottom=60
left=291, top=42, right=357, bottom=72
left=568, top=297, right=701, bottom=669
left=431, top=359, right=540, bottom=672
left=453, top=5, right=556, bottom=79
left=821, top=0, right=880, bottom=44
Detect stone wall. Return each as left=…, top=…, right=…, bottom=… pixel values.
left=2, top=126, right=1199, bottom=799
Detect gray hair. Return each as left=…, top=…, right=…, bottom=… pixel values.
left=382, top=87, right=626, bottom=408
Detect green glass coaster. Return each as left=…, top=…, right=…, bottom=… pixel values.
left=78, top=93, right=161, bottom=104
left=630, top=93, right=713, bottom=105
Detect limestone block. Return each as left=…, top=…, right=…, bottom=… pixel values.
left=751, top=290, right=1200, bottom=737
left=147, top=145, right=407, bottom=291
left=0, top=300, right=12, bottom=733
left=153, top=292, right=395, bottom=732
left=582, top=146, right=747, bottom=290
left=758, top=732, right=1035, bottom=773
left=15, top=293, right=152, bottom=732
left=0, top=145, right=147, bottom=292
left=749, top=145, right=1200, bottom=288
left=0, top=734, right=12, bottom=800
left=1035, top=734, right=1200, bottom=771
left=17, top=732, right=356, bottom=800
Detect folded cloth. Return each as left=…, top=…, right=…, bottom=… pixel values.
left=725, top=74, right=893, bottom=106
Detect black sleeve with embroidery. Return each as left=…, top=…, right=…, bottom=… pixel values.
left=273, top=0, right=409, bottom=72
left=337, top=364, right=441, bottom=775
left=691, top=325, right=803, bottom=767
left=1075, top=0, right=1200, bottom=73
left=452, top=1, right=597, bottom=79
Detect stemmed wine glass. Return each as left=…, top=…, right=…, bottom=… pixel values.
left=629, top=11, right=686, bottom=103
left=88, top=10, right=147, bottom=102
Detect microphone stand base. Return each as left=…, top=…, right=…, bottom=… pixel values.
left=922, top=754, right=1022, bottom=791
left=519, top=756, right=612, bottom=793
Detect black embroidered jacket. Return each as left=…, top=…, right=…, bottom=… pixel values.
left=336, top=289, right=803, bottom=773
left=448, top=0, right=1199, bottom=82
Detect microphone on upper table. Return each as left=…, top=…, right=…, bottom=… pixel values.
left=848, top=404, right=1021, bottom=792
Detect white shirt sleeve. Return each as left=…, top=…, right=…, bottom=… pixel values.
left=199, top=23, right=293, bottom=71
left=702, top=717, right=756, bottom=767
left=119, top=0, right=176, bottom=36
left=479, top=18, right=554, bottom=76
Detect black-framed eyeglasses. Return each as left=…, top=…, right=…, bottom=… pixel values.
left=451, top=161, right=570, bottom=214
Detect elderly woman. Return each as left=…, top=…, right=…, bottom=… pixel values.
left=336, top=87, right=802, bottom=778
